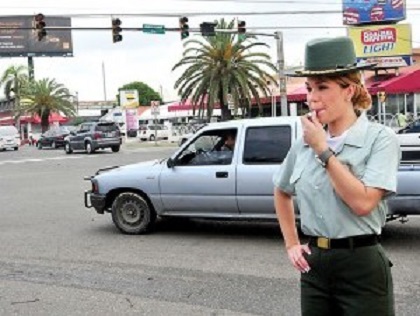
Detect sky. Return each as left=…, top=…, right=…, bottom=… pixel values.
left=0, top=0, right=419, bottom=103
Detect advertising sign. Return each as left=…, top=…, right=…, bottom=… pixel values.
left=0, top=16, right=73, bottom=57
left=343, top=0, right=406, bottom=25
left=125, top=109, right=138, bottom=132
left=119, top=90, right=139, bottom=109
left=348, top=23, right=412, bottom=68
left=119, top=90, right=139, bottom=133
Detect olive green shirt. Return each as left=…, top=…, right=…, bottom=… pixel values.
left=273, top=113, right=401, bottom=238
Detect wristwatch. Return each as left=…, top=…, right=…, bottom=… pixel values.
left=315, top=148, right=335, bottom=168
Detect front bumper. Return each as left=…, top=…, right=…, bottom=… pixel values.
left=84, top=190, right=106, bottom=214
left=0, top=142, right=18, bottom=149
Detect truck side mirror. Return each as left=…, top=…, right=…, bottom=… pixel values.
left=167, top=158, right=176, bottom=168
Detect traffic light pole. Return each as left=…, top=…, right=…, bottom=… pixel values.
left=27, top=56, right=34, bottom=80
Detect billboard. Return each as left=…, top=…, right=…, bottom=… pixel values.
left=0, top=16, right=73, bottom=57
left=343, top=0, right=406, bottom=25
left=119, top=90, right=140, bottom=109
left=348, top=23, right=412, bottom=68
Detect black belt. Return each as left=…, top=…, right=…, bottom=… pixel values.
left=308, top=234, right=380, bottom=250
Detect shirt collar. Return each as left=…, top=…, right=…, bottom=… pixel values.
left=342, top=112, right=369, bottom=148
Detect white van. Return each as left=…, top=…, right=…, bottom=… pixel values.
left=0, top=125, right=20, bottom=151
left=138, top=124, right=169, bottom=141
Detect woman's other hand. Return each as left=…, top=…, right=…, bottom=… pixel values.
left=287, top=244, right=312, bottom=273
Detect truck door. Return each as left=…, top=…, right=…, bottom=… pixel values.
left=159, top=128, right=239, bottom=215
left=236, top=124, right=293, bottom=217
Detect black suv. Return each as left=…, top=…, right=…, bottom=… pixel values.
left=64, top=122, right=121, bottom=154
left=37, top=126, right=73, bottom=149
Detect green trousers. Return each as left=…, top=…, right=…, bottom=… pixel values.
left=301, top=244, right=394, bottom=316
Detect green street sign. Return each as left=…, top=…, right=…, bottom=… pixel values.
left=143, top=24, right=165, bottom=35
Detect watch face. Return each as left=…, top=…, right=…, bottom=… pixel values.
left=316, top=148, right=334, bottom=168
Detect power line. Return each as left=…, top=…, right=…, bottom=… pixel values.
left=2, top=25, right=419, bottom=45
left=0, top=8, right=420, bottom=18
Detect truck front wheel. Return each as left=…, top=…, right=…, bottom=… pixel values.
left=111, top=192, right=155, bottom=234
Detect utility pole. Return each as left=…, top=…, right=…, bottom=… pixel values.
left=102, top=61, right=107, bottom=101
left=275, top=31, right=288, bottom=117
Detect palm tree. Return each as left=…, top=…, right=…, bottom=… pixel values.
left=21, top=78, right=76, bottom=132
left=0, top=64, right=29, bottom=124
left=172, top=18, right=277, bottom=121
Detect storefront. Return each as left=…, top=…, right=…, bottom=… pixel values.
left=366, top=68, right=420, bottom=128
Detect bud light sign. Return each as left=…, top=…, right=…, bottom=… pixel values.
left=342, top=0, right=406, bottom=25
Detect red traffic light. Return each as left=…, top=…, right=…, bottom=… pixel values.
left=112, top=18, right=122, bottom=27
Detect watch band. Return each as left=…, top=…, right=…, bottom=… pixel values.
left=316, top=148, right=335, bottom=168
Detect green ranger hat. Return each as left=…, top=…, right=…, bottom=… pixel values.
left=288, top=36, right=375, bottom=77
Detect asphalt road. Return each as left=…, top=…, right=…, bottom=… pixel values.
left=0, top=145, right=419, bottom=315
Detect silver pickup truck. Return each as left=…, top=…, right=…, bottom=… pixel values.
left=84, top=116, right=420, bottom=234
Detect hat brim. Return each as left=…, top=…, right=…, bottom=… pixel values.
left=286, top=63, right=376, bottom=77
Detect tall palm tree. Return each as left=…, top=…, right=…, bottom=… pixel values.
left=172, top=18, right=277, bottom=121
left=21, top=78, right=76, bottom=132
left=0, top=64, right=29, bottom=124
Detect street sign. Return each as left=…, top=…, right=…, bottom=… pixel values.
left=227, top=94, right=235, bottom=110
left=143, top=24, right=165, bottom=35
left=151, top=100, right=160, bottom=115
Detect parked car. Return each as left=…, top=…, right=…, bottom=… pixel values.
left=84, top=116, right=420, bottom=234
left=0, top=125, right=20, bottom=151
left=138, top=124, right=169, bottom=141
left=37, top=126, right=73, bottom=149
left=127, top=129, right=138, bottom=138
left=396, top=118, right=420, bottom=161
left=64, top=121, right=121, bottom=154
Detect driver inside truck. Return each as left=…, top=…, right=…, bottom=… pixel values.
left=222, top=132, right=236, bottom=152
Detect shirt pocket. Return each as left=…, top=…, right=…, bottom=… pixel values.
left=339, top=158, right=366, bottom=180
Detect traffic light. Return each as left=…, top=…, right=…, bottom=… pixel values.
left=200, top=22, right=217, bottom=37
left=179, top=17, right=189, bottom=40
left=34, top=13, right=47, bottom=41
left=112, top=18, right=123, bottom=43
left=238, top=20, right=246, bottom=41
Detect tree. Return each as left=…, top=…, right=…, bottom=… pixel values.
left=117, top=82, right=162, bottom=106
left=21, top=78, right=76, bottom=132
left=0, top=64, right=29, bottom=124
left=172, top=18, right=277, bottom=121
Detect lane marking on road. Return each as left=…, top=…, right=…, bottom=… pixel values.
left=0, top=155, right=99, bottom=166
